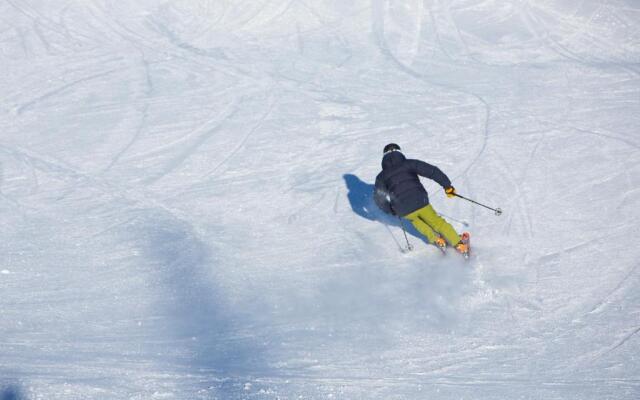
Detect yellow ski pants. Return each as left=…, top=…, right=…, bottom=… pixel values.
left=405, top=204, right=461, bottom=246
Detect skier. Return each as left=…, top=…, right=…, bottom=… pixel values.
left=374, top=143, right=469, bottom=256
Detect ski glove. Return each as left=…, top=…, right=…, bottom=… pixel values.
left=445, top=186, right=456, bottom=198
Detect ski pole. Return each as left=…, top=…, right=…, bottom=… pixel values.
left=454, top=193, right=503, bottom=216
left=398, top=216, right=414, bottom=251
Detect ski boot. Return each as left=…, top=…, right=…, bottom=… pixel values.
left=434, top=236, right=447, bottom=254
left=455, top=232, right=470, bottom=260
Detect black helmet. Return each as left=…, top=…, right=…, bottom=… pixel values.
left=383, top=143, right=401, bottom=154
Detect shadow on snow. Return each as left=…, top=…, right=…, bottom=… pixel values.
left=0, top=385, right=25, bottom=400
left=130, top=210, right=273, bottom=397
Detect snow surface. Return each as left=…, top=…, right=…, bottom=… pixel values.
left=1, top=0, right=639, bottom=399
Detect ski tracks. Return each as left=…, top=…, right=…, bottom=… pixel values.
left=0, top=143, right=191, bottom=230
left=14, top=68, right=121, bottom=115
left=203, top=93, right=277, bottom=179
left=584, top=262, right=640, bottom=317
left=140, top=99, right=242, bottom=185
left=74, top=1, right=279, bottom=189
left=587, top=325, right=640, bottom=364
left=102, top=103, right=150, bottom=173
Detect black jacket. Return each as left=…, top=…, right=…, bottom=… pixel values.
left=374, top=152, right=452, bottom=217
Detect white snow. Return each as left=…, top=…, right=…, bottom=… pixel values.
left=1, top=1, right=639, bottom=399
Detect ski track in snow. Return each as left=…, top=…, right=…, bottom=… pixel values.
left=1, top=0, right=640, bottom=399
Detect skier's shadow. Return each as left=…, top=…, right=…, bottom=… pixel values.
left=343, top=174, right=426, bottom=245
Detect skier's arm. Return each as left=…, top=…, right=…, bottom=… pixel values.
left=374, top=173, right=394, bottom=215
left=409, top=159, right=452, bottom=189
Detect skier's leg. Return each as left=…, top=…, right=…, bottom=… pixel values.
left=405, top=209, right=439, bottom=243
left=417, top=204, right=461, bottom=246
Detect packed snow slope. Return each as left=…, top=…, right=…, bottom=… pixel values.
left=1, top=1, right=640, bottom=399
